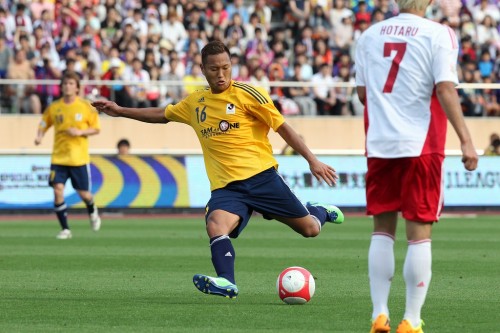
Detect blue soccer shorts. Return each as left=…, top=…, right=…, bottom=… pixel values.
left=205, top=167, right=309, bottom=238
left=49, top=164, right=91, bottom=191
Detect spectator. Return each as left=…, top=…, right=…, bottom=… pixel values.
left=332, top=12, right=354, bottom=53
left=333, top=64, right=355, bottom=115
left=284, top=62, right=318, bottom=116
left=175, top=23, right=205, bottom=56
left=7, top=48, right=41, bottom=114
left=161, top=57, right=183, bottom=105
left=78, top=6, right=100, bottom=33
left=285, top=0, right=311, bottom=36
left=244, top=12, right=267, bottom=42
left=160, top=10, right=187, bottom=47
left=309, top=5, right=330, bottom=31
left=226, top=0, right=250, bottom=24
left=311, top=63, right=336, bottom=115
left=484, top=133, right=500, bottom=155
left=329, top=0, right=354, bottom=31
left=206, top=0, right=229, bottom=31
left=33, top=9, right=57, bottom=39
left=100, top=57, right=133, bottom=107
left=0, top=35, right=11, bottom=78
left=100, top=7, right=121, bottom=42
left=182, top=63, right=206, bottom=96
left=476, top=15, right=500, bottom=54
left=117, top=138, right=131, bottom=156
left=234, top=64, right=251, bottom=82
left=123, top=57, right=151, bottom=108
left=250, top=66, right=271, bottom=92
left=34, top=56, right=62, bottom=111
left=248, top=0, right=272, bottom=32
left=14, top=3, right=33, bottom=35
left=471, top=0, right=500, bottom=25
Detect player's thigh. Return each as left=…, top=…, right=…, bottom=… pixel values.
left=366, top=158, right=407, bottom=215
left=401, top=154, right=444, bottom=223
left=206, top=189, right=252, bottom=239
left=249, top=169, right=309, bottom=220
left=206, top=209, right=241, bottom=237
left=49, top=164, right=70, bottom=187
left=69, top=164, right=91, bottom=191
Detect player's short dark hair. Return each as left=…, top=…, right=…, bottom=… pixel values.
left=117, top=139, right=130, bottom=148
left=61, top=71, right=81, bottom=89
left=201, top=40, right=230, bottom=65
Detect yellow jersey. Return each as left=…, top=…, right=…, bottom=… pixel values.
left=40, top=97, right=101, bottom=166
left=165, top=80, right=285, bottom=191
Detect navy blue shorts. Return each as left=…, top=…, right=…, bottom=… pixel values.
left=205, top=167, right=309, bottom=238
left=49, top=164, right=91, bottom=191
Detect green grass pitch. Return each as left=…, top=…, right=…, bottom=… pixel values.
left=1, top=214, right=499, bottom=332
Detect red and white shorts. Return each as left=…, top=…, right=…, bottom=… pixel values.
left=366, top=154, right=445, bottom=222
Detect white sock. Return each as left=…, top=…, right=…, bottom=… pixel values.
left=368, top=233, right=395, bottom=320
left=403, top=240, right=432, bottom=328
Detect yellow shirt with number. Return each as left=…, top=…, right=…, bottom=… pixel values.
left=39, top=97, right=101, bottom=166
left=165, top=80, right=285, bottom=191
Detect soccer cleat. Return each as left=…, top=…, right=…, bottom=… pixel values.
left=90, top=208, right=101, bottom=231
left=396, top=319, right=424, bottom=333
left=370, top=314, right=391, bottom=333
left=306, top=202, right=345, bottom=224
left=193, top=274, right=238, bottom=299
left=56, top=229, right=72, bottom=240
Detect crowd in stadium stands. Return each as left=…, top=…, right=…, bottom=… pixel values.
left=0, top=0, right=498, bottom=116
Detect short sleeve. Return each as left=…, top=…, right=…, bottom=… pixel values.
left=355, top=34, right=366, bottom=86
left=432, top=26, right=459, bottom=85
left=164, top=96, right=192, bottom=125
left=246, top=87, right=285, bottom=132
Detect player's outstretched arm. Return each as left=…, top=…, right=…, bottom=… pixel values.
left=91, top=100, right=168, bottom=124
left=277, top=122, right=337, bottom=186
left=436, top=81, right=478, bottom=171
left=34, top=128, right=44, bottom=145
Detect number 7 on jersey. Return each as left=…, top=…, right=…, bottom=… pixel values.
left=383, top=42, right=407, bottom=93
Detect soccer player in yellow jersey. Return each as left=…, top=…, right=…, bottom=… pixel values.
left=35, top=72, right=102, bottom=240
left=92, top=40, right=344, bottom=298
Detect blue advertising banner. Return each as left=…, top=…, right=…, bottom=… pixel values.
left=0, top=155, right=189, bottom=209
left=185, top=155, right=500, bottom=208
left=0, top=155, right=498, bottom=209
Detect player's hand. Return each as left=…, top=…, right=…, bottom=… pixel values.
left=309, top=160, right=338, bottom=187
left=66, top=128, right=82, bottom=137
left=461, top=141, right=478, bottom=171
left=91, top=100, right=121, bottom=117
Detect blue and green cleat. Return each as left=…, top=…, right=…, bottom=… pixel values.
left=193, top=274, right=239, bottom=299
left=306, top=202, right=345, bottom=224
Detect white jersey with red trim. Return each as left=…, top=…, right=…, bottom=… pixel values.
left=355, top=13, right=459, bottom=158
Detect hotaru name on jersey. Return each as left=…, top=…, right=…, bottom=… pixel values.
left=380, top=25, right=418, bottom=36
left=200, top=121, right=240, bottom=138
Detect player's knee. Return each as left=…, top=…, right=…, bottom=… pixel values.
left=299, top=223, right=320, bottom=238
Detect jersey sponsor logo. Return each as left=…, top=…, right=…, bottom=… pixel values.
left=226, top=103, right=235, bottom=114
left=75, top=113, right=82, bottom=121
left=200, top=121, right=240, bottom=138
left=219, top=120, right=229, bottom=132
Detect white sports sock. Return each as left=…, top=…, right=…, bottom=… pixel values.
left=403, top=240, right=432, bottom=328
left=368, top=233, right=395, bottom=320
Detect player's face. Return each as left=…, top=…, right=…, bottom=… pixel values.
left=201, top=52, right=232, bottom=94
left=61, top=78, right=79, bottom=97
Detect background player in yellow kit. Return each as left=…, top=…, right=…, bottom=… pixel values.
left=92, top=40, right=344, bottom=298
left=35, top=72, right=102, bottom=240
